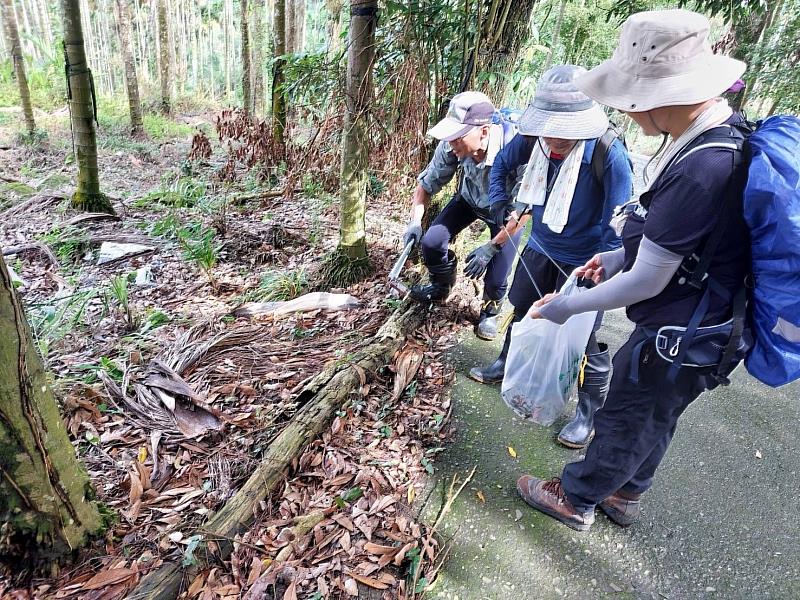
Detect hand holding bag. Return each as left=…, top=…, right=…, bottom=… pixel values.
left=501, top=277, right=598, bottom=425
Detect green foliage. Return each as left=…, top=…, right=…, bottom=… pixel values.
left=246, top=268, right=308, bottom=303
left=143, top=114, right=195, bottom=140
left=29, top=289, right=95, bottom=359
left=136, top=177, right=207, bottom=208
left=39, top=226, right=89, bottom=265
left=178, top=222, right=221, bottom=288
left=108, top=274, right=139, bottom=331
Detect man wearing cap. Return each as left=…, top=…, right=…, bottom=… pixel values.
left=469, top=65, right=634, bottom=450
left=404, top=91, right=522, bottom=341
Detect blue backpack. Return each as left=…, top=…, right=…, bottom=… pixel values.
left=671, top=116, right=800, bottom=388
left=740, top=116, right=800, bottom=386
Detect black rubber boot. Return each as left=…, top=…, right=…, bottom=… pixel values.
left=409, top=251, right=457, bottom=303
left=475, top=295, right=503, bottom=341
left=468, top=318, right=515, bottom=384
left=557, top=343, right=611, bottom=449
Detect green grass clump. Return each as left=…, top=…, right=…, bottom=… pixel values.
left=247, top=268, right=308, bottom=303
left=143, top=114, right=194, bottom=140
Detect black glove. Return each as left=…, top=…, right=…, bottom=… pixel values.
left=403, top=223, right=423, bottom=248
left=464, top=242, right=500, bottom=279
left=489, top=201, right=512, bottom=228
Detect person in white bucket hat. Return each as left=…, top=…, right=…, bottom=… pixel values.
left=517, top=10, right=750, bottom=532
left=469, top=65, right=633, bottom=453
left=403, top=91, right=523, bottom=341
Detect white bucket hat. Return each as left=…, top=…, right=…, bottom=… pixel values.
left=427, top=91, right=496, bottom=141
left=518, top=65, right=609, bottom=140
left=575, top=9, right=746, bottom=112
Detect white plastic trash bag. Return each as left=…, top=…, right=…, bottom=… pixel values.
left=501, top=277, right=598, bottom=426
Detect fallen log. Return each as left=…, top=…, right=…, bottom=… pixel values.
left=131, top=301, right=426, bottom=599
left=2, top=241, right=60, bottom=268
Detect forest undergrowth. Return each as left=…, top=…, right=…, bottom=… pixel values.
left=0, top=104, right=488, bottom=599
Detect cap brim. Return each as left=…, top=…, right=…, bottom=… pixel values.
left=575, top=54, right=746, bottom=112
left=427, top=118, right=475, bottom=142
left=518, top=104, right=609, bottom=140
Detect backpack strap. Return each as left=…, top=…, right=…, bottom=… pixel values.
left=681, top=125, right=750, bottom=289
left=591, top=126, right=618, bottom=185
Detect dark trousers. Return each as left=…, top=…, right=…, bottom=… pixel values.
left=562, top=326, right=724, bottom=511
left=420, top=195, right=522, bottom=302
left=508, top=247, right=601, bottom=352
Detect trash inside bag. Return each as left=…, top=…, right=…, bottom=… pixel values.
left=501, top=277, right=597, bottom=426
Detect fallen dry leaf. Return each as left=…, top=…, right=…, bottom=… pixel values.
left=507, top=446, right=518, bottom=459
left=82, top=568, right=136, bottom=591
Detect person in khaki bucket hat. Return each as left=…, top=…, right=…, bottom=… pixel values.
left=515, top=10, right=752, bottom=532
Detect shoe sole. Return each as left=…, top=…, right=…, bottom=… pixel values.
left=474, top=330, right=497, bottom=341
left=556, top=431, right=594, bottom=450
left=467, top=371, right=502, bottom=385
left=599, top=503, right=637, bottom=528
left=517, top=485, right=592, bottom=532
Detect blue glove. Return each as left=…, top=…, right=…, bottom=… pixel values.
left=464, top=242, right=500, bottom=279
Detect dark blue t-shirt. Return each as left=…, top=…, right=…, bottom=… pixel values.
left=489, top=134, right=633, bottom=265
left=623, top=116, right=750, bottom=328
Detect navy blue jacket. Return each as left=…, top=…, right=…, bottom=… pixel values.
left=489, top=134, right=633, bottom=265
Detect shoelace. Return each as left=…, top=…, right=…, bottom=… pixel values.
left=541, top=477, right=566, bottom=499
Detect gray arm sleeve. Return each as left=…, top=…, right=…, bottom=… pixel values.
left=598, top=247, right=626, bottom=280
left=538, top=237, right=683, bottom=324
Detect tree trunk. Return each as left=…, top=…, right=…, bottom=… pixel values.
left=337, top=0, right=376, bottom=263
left=285, top=0, right=295, bottom=53
left=325, top=0, right=343, bottom=55
left=462, top=0, right=540, bottom=100
left=156, top=0, right=170, bottom=114
left=542, top=0, right=566, bottom=72
left=251, top=0, right=265, bottom=115
left=295, top=0, right=305, bottom=52
left=114, top=0, right=144, bottom=137
left=0, top=255, right=102, bottom=569
left=1, top=0, right=35, bottom=135
left=61, top=0, right=113, bottom=214
left=241, top=0, right=251, bottom=115
left=271, top=0, right=287, bottom=143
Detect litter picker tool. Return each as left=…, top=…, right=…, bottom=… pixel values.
left=388, top=239, right=415, bottom=297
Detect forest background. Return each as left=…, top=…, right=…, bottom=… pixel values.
left=1, top=0, right=799, bottom=598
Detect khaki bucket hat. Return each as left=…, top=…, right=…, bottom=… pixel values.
left=575, top=9, right=746, bottom=112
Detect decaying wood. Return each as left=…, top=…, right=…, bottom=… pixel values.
left=234, top=188, right=301, bottom=202
left=65, top=212, right=122, bottom=226
left=2, top=241, right=60, bottom=268
left=0, top=193, right=64, bottom=220
left=131, top=301, right=425, bottom=599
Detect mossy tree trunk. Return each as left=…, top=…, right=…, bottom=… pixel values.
left=0, top=255, right=102, bottom=571
left=156, top=0, right=170, bottom=115
left=1, top=0, right=35, bottom=136
left=241, top=0, right=251, bottom=116
left=271, top=0, right=287, bottom=143
left=61, top=0, right=113, bottom=214
left=114, top=0, right=144, bottom=137
left=336, top=0, right=376, bottom=264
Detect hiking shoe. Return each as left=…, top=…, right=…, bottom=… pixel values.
left=517, top=476, right=594, bottom=532
left=599, top=490, right=641, bottom=527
